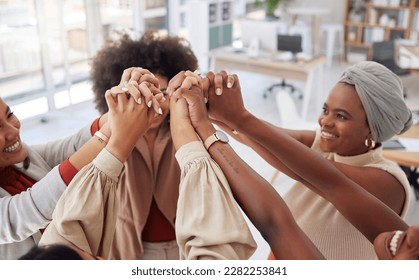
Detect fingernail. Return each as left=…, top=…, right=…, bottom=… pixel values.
left=232, top=130, right=239, bottom=135
left=204, top=97, right=208, bottom=103
left=194, top=70, right=201, bottom=75
left=227, top=82, right=233, bottom=88
left=158, top=107, right=163, bottom=115
left=147, top=100, right=152, bottom=108
left=216, top=88, right=222, bottom=95
left=122, top=87, right=129, bottom=92
left=162, top=97, right=167, bottom=102
left=137, top=97, right=142, bottom=105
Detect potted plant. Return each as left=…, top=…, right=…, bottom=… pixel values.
left=255, top=0, right=282, bottom=19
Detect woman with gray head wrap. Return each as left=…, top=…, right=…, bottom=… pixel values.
left=339, top=61, right=412, bottom=144
left=201, top=62, right=413, bottom=259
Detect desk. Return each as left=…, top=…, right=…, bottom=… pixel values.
left=398, top=45, right=419, bottom=70
left=209, top=48, right=326, bottom=120
left=383, top=124, right=419, bottom=199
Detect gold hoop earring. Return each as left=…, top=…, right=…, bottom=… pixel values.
left=364, top=137, right=376, bottom=149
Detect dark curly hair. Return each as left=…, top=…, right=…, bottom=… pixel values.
left=90, top=30, right=198, bottom=114
left=19, top=245, right=83, bottom=260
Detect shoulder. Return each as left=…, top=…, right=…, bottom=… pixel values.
left=333, top=152, right=408, bottom=215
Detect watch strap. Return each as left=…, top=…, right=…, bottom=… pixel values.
left=203, top=133, right=219, bottom=150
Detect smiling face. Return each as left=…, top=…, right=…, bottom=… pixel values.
left=317, top=83, right=371, bottom=156
left=0, top=99, right=27, bottom=170
left=374, top=227, right=419, bottom=260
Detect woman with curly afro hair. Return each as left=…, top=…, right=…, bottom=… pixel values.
left=89, top=30, right=198, bottom=260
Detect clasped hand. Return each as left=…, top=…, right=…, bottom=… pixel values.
left=167, top=70, right=246, bottom=134
left=102, top=67, right=168, bottom=161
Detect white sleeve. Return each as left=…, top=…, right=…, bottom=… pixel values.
left=0, top=166, right=66, bottom=244
left=30, top=125, right=92, bottom=168
left=175, top=141, right=257, bottom=260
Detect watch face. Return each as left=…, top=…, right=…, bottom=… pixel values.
left=215, top=130, right=229, bottom=143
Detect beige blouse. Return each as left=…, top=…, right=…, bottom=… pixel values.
left=175, top=141, right=257, bottom=260
left=284, top=129, right=411, bottom=260
left=39, top=148, right=124, bottom=259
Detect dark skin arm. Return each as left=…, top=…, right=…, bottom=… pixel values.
left=202, top=71, right=405, bottom=216
left=169, top=71, right=408, bottom=257
left=168, top=72, right=324, bottom=259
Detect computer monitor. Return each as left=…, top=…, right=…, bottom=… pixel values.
left=240, top=19, right=281, bottom=52
left=277, top=34, right=303, bottom=54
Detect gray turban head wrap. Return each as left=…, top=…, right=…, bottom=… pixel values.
left=338, top=61, right=413, bottom=143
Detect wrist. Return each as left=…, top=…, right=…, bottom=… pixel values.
left=99, top=124, right=111, bottom=139
left=94, top=131, right=109, bottom=144
left=195, top=121, right=216, bottom=142
left=106, top=139, right=131, bottom=163
left=234, top=111, right=254, bottom=132
left=171, top=121, right=200, bottom=150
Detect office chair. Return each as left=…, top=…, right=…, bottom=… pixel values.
left=371, top=41, right=410, bottom=97
left=263, top=34, right=303, bottom=99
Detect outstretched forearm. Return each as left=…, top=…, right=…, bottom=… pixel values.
left=196, top=122, right=324, bottom=259
left=235, top=113, right=408, bottom=242
left=228, top=112, right=317, bottom=187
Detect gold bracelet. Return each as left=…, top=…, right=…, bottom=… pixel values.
left=94, top=131, right=109, bottom=144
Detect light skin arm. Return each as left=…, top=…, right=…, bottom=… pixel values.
left=68, top=69, right=162, bottom=172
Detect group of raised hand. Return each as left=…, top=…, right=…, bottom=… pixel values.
left=105, top=67, right=243, bottom=154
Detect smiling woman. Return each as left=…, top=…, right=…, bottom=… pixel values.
left=0, top=96, right=105, bottom=259
left=0, top=104, right=27, bottom=169
left=0, top=63, right=167, bottom=260
left=195, top=61, right=413, bottom=259
left=163, top=66, right=418, bottom=261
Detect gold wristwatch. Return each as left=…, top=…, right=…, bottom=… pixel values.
left=203, top=130, right=229, bottom=150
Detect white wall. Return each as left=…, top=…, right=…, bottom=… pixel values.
left=283, top=0, right=346, bottom=24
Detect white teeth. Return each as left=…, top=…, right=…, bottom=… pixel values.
left=389, top=230, right=403, bottom=256
left=3, top=141, right=20, bottom=153
left=321, top=131, right=337, bottom=138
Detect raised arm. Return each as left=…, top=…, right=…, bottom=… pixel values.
left=39, top=72, right=163, bottom=258
left=198, top=71, right=316, bottom=183
left=168, top=72, right=323, bottom=260
left=203, top=72, right=408, bottom=243
left=169, top=72, right=257, bottom=260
